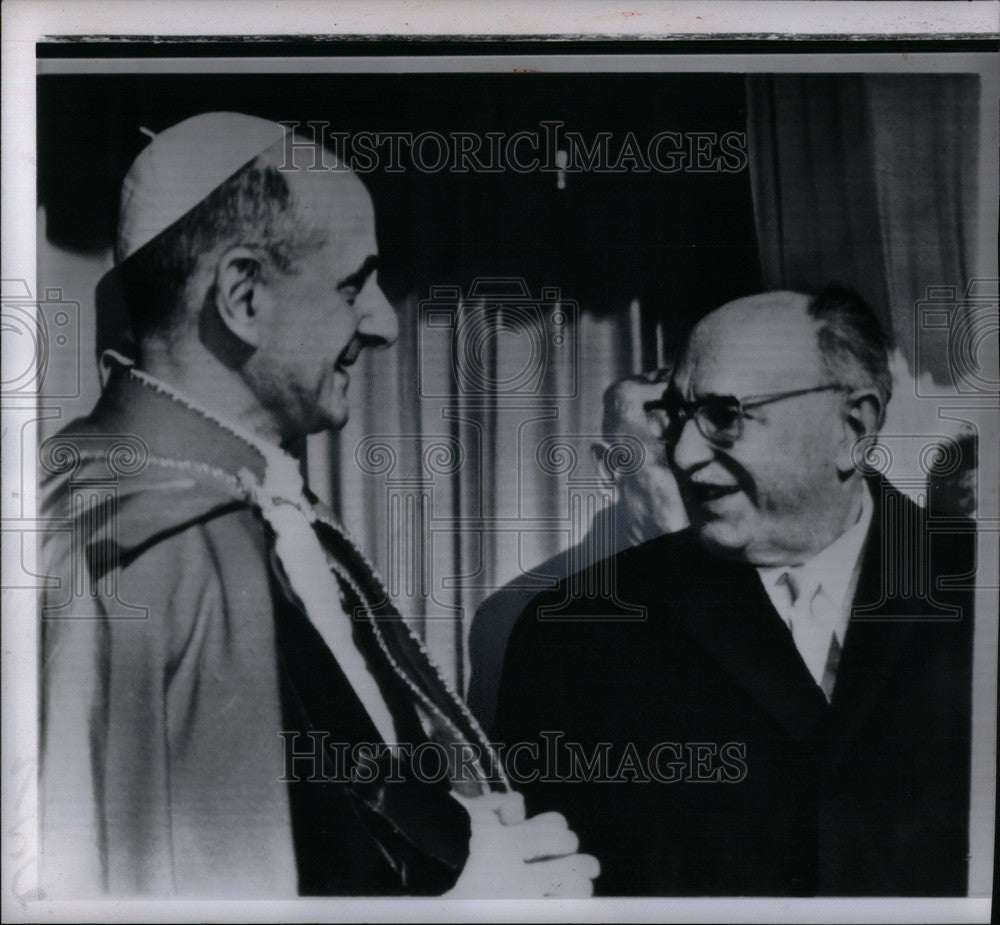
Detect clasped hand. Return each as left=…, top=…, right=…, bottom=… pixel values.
left=445, top=790, right=600, bottom=898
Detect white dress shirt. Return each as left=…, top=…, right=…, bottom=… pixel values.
left=757, top=484, right=874, bottom=700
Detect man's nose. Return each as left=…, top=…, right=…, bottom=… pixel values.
left=357, top=278, right=399, bottom=347
left=669, top=415, right=715, bottom=474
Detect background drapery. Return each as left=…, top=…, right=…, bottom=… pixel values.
left=320, top=292, right=646, bottom=691
left=38, top=72, right=762, bottom=688
left=38, top=73, right=989, bottom=689
left=746, top=74, right=980, bottom=382
left=745, top=74, right=988, bottom=519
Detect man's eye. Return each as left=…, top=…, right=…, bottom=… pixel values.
left=340, top=286, right=359, bottom=305
left=702, top=402, right=741, bottom=431
left=661, top=401, right=684, bottom=423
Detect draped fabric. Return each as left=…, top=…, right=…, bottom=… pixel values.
left=315, top=294, right=641, bottom=689
left=746, top=74, right=981, bottom=371
left=38, top=367, right=476, bottom=896
left=864, top=76, right=980, bottom=383
left=745, top=74, right=986, bottom=516
left=39, top=74, right=763, bottom=691
left=747, top=77, right=894, bottom=330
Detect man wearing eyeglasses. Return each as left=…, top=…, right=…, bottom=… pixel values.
left=494, top=286, right=974, bottom=896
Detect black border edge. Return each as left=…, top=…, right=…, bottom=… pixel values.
left=35, top=36, right=1000, bottom=59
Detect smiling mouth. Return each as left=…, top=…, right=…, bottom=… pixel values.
left=685, top=481, right=741, bottom=505
left=335, top=341, right=362, bottom=374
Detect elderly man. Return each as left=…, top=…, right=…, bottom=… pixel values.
left=495, top=287, right=974, bottom=895
left=468, top=369, right=687, bottom=732
left=39, top=112, right=597, bottom=899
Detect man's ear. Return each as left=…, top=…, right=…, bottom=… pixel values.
left=836, top=388, right=883, bottom=475
left=214, top=247, right=263, bottom=348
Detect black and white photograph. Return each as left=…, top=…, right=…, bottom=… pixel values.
left=2, top=3, right=998, bottom=922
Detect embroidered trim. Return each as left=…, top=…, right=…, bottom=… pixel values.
left=99, top=355, right=508, bottom=791
left=110, top=453, right=506, bottom=790
left=311, top=507, right=508, bottom=791
left=126, top=364, right=272, bottom=460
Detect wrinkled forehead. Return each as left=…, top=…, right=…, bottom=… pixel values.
left=674, top=296, right=822, bottom=398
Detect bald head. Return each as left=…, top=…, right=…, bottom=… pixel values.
left=681, top=292, right=822, bottom=400
left=668, top=286, right=889, bottom=565
left=682, top=288, right=892, bottom=424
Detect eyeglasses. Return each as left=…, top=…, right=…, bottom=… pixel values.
left=643, top=385, right=847, bottom=449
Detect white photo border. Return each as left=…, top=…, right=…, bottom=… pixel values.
left=3, top=3, right=998, bottom=923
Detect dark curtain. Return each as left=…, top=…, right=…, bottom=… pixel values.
left=746, top=73, right=984, bottom=517
left=746, top=74, right=980, bottom=384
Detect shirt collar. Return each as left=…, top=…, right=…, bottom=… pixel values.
left=757, top=483, right=874, bottom=632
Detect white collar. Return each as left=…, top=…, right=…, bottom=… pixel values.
left=104, top=349, right=306, bottom=503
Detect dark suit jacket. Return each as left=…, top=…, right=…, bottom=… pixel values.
left=468, top=504, right=630, bottom=731
left=494, top=479, right=974, bottom=896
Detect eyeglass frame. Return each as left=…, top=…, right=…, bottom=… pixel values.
left=643, top=384, right=849, bottom=449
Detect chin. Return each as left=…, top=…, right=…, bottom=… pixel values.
left=691, top=519, right=751, bottom=561
left=320, top=407, right=351, bottom=434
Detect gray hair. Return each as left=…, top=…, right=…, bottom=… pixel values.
left=120, top=156, right=327, bottom=338
left=808, top=285, right=893, bottom=426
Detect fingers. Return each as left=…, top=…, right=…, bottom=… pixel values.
left=495, top=789, right=526, bottom=825
left=448, top=790, right=597, bottom=897
left=451, top=788, right=525, bottom=824
left=513, top=811, right=579, bottom=861
left=453, top=792, right=580, bottom=861
left=450, top=788, right=505, bottom=820
left=529, top=853, right=601, bottom=897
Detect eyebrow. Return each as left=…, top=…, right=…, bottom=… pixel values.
left=649, top=390, right=739, bottom=410
left=336, top=254, right=379, bottom=293
left=695, top=392, right=739, bottom=402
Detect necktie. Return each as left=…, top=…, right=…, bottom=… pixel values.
left=779, top=570, right=841, bottom=701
